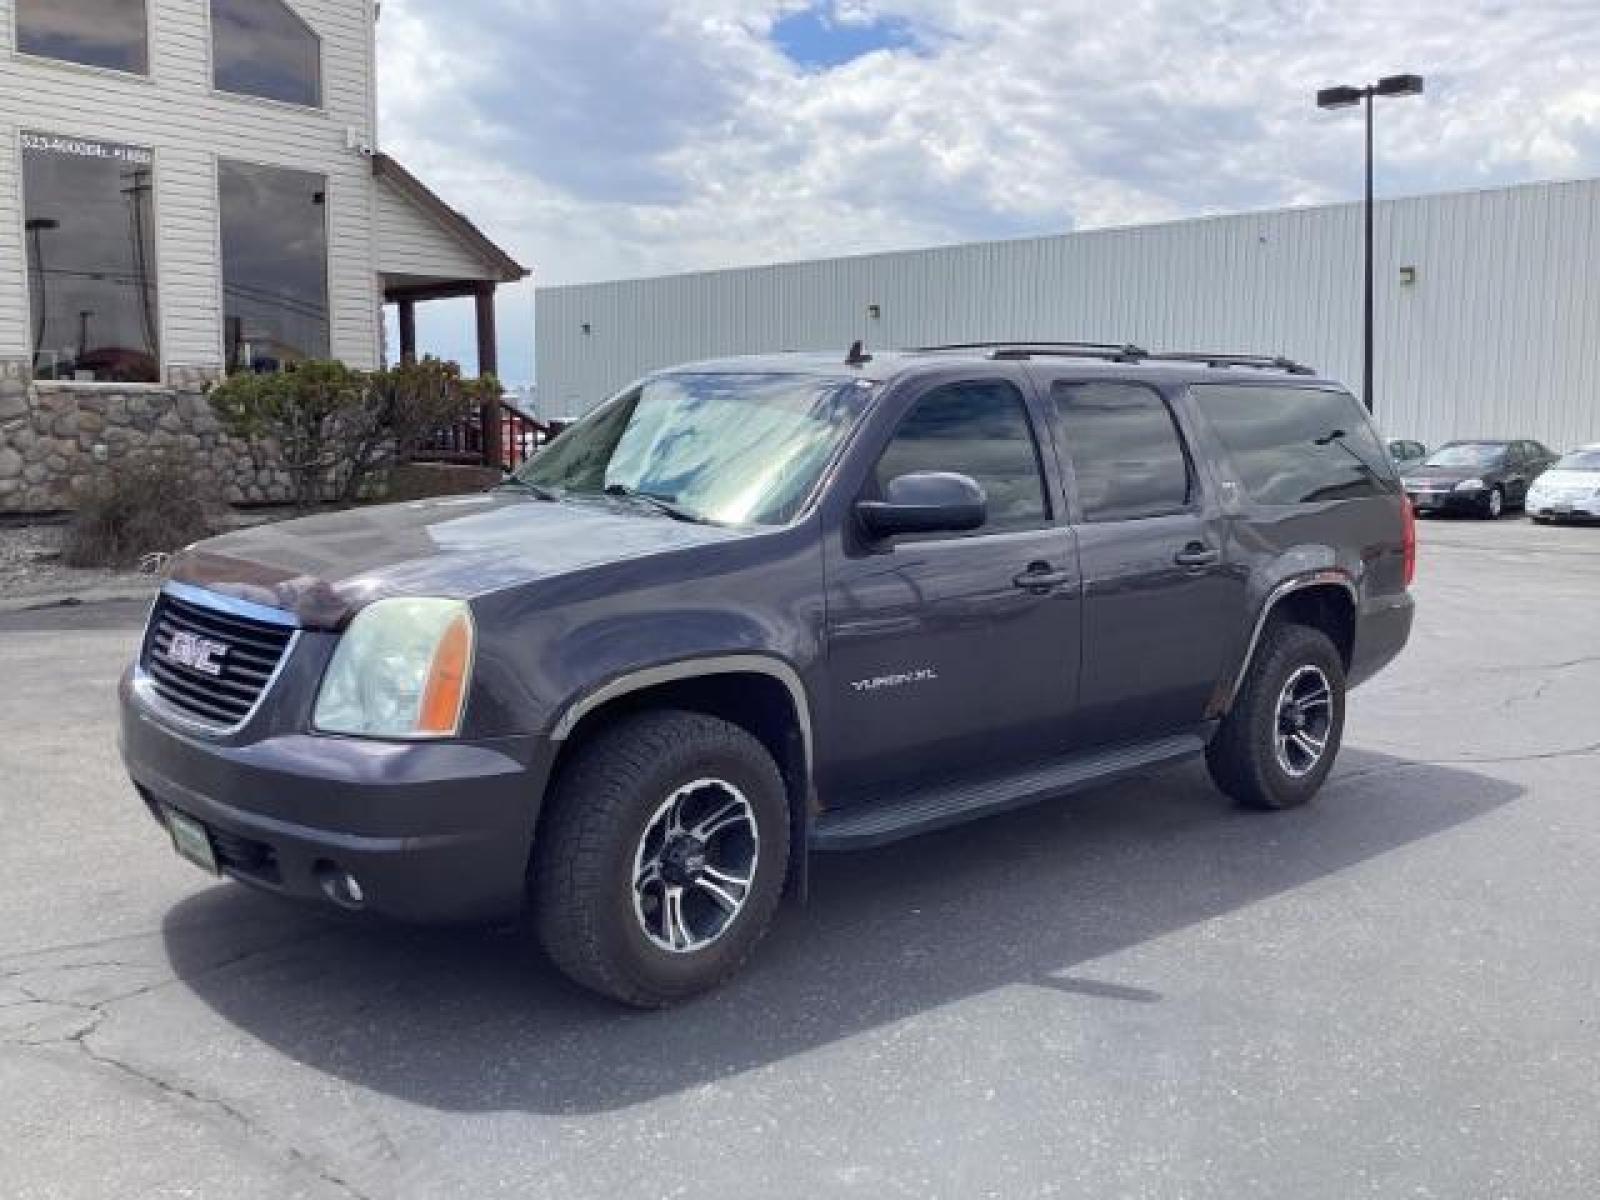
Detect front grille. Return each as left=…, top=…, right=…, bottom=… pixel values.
left=140, top=588, right=296, bottom=730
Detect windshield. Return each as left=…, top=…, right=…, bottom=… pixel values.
left=1424, top=443, right=1506, bottom=468
left=515, top=372, right=873, bottom=526
left=1553, top=449, right=1600, bottom=472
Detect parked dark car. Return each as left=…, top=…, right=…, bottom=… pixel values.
left=120, top=344, right=1415, bottom=1006
left=1387, top=439, right=1428, bottom=470
left=1402, top=439, right=1556, bottom=518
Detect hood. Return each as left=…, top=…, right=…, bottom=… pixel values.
left=1533, top=468, right=1600, bottom=491
left=1403, top=462, right=1505, bottom=483
left=167, top=494, right=752, bottom=629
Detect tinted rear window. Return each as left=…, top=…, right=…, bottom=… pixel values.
left=1053, top=382, right=1193, bottom=522
left=1191, top=385, right=1396, bottom=505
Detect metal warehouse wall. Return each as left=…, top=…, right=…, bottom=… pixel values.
left=536, top=178, right=1600, bottom=450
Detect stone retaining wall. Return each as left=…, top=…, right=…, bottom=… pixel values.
left=0, top=360, right=293, bottom=514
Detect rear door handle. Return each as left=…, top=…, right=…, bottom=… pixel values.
left=1013, top=563, right=1074, bottom=593
left=1174, top=543, right=1220, bottom=568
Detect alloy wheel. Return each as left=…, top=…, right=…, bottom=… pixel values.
left=1273, top=665, right=1334, bottom=779
left=632, top=778, right=760, bottom=954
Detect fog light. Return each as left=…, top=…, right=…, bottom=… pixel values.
left=316, top=863, right=365, bottom=909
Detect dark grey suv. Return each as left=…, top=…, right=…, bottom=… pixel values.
left=120, top=342, right=1416, bottom=1006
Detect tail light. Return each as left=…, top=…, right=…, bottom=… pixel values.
left=1401, top=495, right=1417, bottom=587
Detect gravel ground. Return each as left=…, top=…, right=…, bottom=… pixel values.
left=0, top=522, right=156, bottom=604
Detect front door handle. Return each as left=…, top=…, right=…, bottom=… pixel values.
left=1013, top=562, right=1074, bottom=593
left=1174, top=543, right=1220, bottom=568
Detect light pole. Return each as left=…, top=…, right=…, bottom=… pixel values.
left=24, top=217, right=59, bottom=365
left=1316, top=73, right=1424, bottom=415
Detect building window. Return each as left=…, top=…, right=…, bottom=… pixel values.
left=15, top=0, right=149, bottom=74
left=210, top=0, right=322, bottom=108
left=21, top=133, right=160, bottom=384
left=220, top=160, right=329, bottom=372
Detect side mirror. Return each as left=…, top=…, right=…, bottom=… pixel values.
left=856, top=471, right=987, bottom=539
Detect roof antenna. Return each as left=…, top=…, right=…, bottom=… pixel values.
left=845, top=339, right=873, bottom=367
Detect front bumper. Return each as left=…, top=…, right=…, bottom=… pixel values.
left=120, top=669, right=554, bottom=923
left=1526, top=495, right=1600, bottom=520
left=1405, top=487, right=1490, bottom=515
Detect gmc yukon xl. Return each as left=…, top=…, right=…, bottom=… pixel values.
left=120, top=343, right=1415, bottom=1006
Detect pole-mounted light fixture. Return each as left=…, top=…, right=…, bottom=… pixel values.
left=1315, top=73, right=1425, bottom=415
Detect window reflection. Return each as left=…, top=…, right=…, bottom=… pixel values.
left=23, top=133, right=160, bottom=383
left=220, top=161, right=330, bottom=372
left=210, top=0, right=322, bottom=107
left=520, top=374, right=872, bottom=526
left=17, top=0, right=148, bottom=74
left=1054, top=382, right=1192, bottom=522
left=876, top=382, right=1049, bottom=532
left=1193, top=385, right=1395, bottom=505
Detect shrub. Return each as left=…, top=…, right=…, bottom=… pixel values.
left=63, top=454, right=217, bottom=570
left=209, top=358, right=491, bottom=509
left=209, top=361, right=374, bottom=509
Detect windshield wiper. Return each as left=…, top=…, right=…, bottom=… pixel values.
left=1314, top=429, right=1390, bottom=484
left=496, top=477, right=561, bottom=501
left=602, top=483, right=711, bottom=524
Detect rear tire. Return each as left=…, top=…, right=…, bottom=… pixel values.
left=532, top=709, right=790, bottom=1007
left=1207, top=622, right=1346, bottom=810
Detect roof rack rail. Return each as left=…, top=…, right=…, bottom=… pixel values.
left=907, top=341, right=1148, bottom=363
left=1147, top=351, right=1316, bottom=376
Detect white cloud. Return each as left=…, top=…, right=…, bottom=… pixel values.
left=375, top=0, right=1600, bottom=378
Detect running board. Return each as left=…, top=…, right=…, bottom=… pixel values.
left=810, top=733, right=1206, bottom=851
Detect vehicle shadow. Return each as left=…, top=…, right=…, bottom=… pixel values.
left=161, top=749, right=1519, bottom=1115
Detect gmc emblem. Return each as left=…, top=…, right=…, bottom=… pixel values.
left=166, top=631, right=229, bottom=677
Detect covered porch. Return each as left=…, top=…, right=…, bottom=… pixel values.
left=372, top=154, right=534, bottom=468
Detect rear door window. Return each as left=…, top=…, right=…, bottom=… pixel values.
left=1051, top=382, right=1193, bottom=522
left=1191, top=385, right=1396, bottom=505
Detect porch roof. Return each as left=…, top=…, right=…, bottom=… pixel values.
left=373, top=153, right=528, bottom=301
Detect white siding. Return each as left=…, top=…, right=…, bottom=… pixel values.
left=375, top=176, right=496, bottom=282
left=536, top=179, right=1600, bottom=450
left=0, top=0, right=380, bottom=369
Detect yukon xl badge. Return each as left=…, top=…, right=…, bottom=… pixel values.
left=166, top=631, right=229, bottom=677
left=851, top=667, right=939, bottom=694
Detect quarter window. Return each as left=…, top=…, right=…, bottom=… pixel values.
left=1192, top=385, right=1396, bottom=505
left=219, top=161, right=329, bottom=372
left=210, top=0, right=322, bottom=108
left=21, top=133, right=160, bottom=383
left=875, top=381, right=1049, bottom=533
left=1053, top=382, right=1192, bottom=522
left=16, top=0, right=148, bottom=74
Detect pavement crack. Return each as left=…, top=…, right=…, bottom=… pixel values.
left=66, top=1022, right=375, bottom=1200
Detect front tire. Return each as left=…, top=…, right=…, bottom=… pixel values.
left=532, top=710, right=790, bottom=1007
left=1207, top=622, right=1346, bottom=810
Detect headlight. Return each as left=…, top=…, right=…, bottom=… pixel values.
left=1454, top=478, right=1485, bottom=492
left=313, top=598, right=475, bottom=738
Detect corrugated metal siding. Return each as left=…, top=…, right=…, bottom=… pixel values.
left=0, top=0, right=380, bottom=369
left=374, top=176, right=495, bottom=281
left=537, top=178, right=1600, bottom=450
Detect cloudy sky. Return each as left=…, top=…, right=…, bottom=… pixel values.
left=376, top=0, right=1600, bottom=385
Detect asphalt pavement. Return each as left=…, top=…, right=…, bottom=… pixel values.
left=2, top=517, right=1597, bottom=1199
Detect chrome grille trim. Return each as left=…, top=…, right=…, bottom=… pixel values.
left=135, top=584, right=301, bottom=737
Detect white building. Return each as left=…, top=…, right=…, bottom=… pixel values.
left=0, top=0, right=526, bottom=386
left=536, top=177, right=1600, bottom=451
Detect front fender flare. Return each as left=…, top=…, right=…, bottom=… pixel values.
left=548, top=654, right=815, bottom=782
